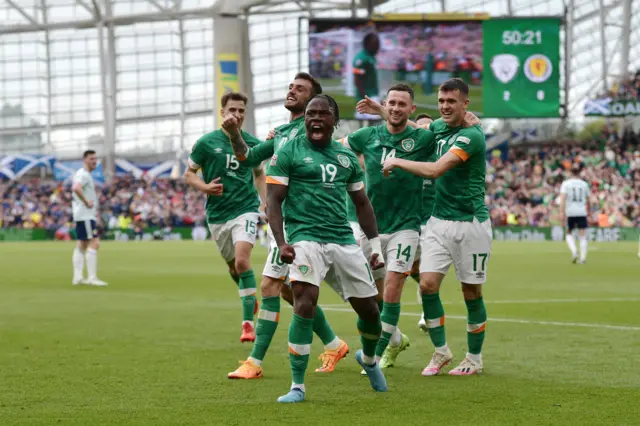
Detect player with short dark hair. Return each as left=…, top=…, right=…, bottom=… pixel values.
left=341, top=83, right=439, bottom=372
left=72, top=149, right=107, bottom=286
left=382, top=77, right=491, bottom=377
left=354, top=32, right=381, bottom=120
left=560, top=164, right=590, bottom=264
left=268, top=94, right=387, bottom=403
left=226, top=76, right=349, bottom=380
left=185, top=91, right=264, bottom=344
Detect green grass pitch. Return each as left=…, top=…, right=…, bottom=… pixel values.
left=1, top=241, right=639, bottom=424
left=317, top=78, right=484, bottom=120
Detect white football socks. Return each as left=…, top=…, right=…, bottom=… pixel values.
left=565, top=234, right=578, bottom=258
left=389, top=326, right=403, bottom=346
left=579, top=236, right=588, bottom=262
left=86, top=248, right=98, bottom=279
left=72, top=248, right=85, bottom=280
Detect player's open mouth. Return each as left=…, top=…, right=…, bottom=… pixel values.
left=310, top=124, right=324, bottom=138
left=286, top=95, right=297, bottom=102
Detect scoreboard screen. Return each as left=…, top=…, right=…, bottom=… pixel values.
left=308, top=14, right=562, bottom=120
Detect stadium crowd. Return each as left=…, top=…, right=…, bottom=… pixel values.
left=2, top=127, right=639, bottom=234
left=591, top=69, right=640, bottom=101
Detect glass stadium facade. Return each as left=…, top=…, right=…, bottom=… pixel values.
left=0, top=0, right=638, bottom=171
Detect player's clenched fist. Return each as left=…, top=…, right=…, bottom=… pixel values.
left=266, top=128, right=276, bottom=140
left=381, top=157, right=399, bottom=177
left=278, top=243, right=296, bottom=264
left=203, top=177, right=224, bottom=196
left=222, top=114, right=240, bottom=136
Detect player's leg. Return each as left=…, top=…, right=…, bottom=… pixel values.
left=376, top=231, right=419, bottom=367
left=325, top=243, right=387, bottom=392
left=448, top=218, right=492, bottom=376
left=84, top=220, right=107, bottom=286
left=278, top=242, right=326, bottom=403
left=565, top=218, right=579, bottom=263
left=231, top=213, right=261, bottom=342
left=415, top=225, right=428, bottom=331
left=419, top=218, right=454, bottom=376
left=72, top=221, right=89, bottom=285
left=577, top=220, right=588, bottom=264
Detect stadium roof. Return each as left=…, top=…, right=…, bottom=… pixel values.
left=0, top=0, right=638, bottom=161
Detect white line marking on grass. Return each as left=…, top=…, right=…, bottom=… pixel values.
left=316, top=307, right=640, bottom=331
left=322, top=297, right=640, bottom=308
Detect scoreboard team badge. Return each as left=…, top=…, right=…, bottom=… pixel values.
left=490, top=54, right=519, bottom=84
left=524, top=54, right=552, bottom=83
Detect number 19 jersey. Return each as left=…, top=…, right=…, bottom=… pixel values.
left=267, top=136, right=364, bottom=245
left=189, top=129, right=263, bottom=224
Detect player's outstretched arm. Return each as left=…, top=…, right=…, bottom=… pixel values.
left=382, top=151, right=463, bottom=179
left=266, top=182, right=294, bottom=263
left=349, top=188, right=384, bottom=270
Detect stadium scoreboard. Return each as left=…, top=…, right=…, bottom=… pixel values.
left=483, top=18, right=561, bottom=118
left=308, top=14, right=562, bottom=120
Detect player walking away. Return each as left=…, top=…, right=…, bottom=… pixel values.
left=382, top=78, right=490, bottom=377
left=268, top=94, right=387, bottom=403
left=184, top=92, right=264, bottom=344
left=342, top=84, right=439, bottom=372
left=226, top=73, right=349, bottom=379
left=354, top=32, right=381, bottom=120
left=72, top=150, right=107, bottom=286
left=560, top=164, right=590, bottom=264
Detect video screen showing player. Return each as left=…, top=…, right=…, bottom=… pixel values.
left=309, top=19, right=483, bottom=120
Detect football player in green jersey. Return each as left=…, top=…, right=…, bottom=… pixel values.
left=382, top=78, right=491, bottom=377
left=354, top=32, right=381, bottom=120
left=268, top=94, right=387, bottom=403
left=342, top=84, right=439, bottom=373
left=184, top=92, right=264, bottom=344
left=225, top=73, right=349, bottom=380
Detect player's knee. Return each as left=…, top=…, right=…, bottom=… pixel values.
left=260, top=276, right=282, bottom=298
left=89, top=239, right=100, bottom=250
left=234, top=257, right=251, bottom=274
left=384, top=272, right=406, bottom=302
left=461, top=283, right=482, bottom=300
left=419, top=276, right=440, bottom=295
left=359, top=297, right=380, bottom=323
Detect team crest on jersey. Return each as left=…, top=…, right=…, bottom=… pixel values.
left=289, top=128, right=299, bottom=138
left=401, top=138, right=415, bottom=152
left=270, top=154, right=278, bottom=166
left=337, top=154, right=350, bottom=168
left=490, top=54, right=519, bottom=84
left=524, top=54, right=552, bottom=83
left=298, top=265, right=310, bottom=275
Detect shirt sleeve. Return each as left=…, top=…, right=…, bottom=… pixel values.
left=188, top=137, right=207, bottom=170
left=416, top=128, right=437, bottom=160
left=341, top=127, right=372, bottom=153
left=560, top=181, right=568, bottom=194
left=242, top=138, right=275, bottom=168
left=73, top=170, right=87, bottom=187
left=346, top=152, right=365, bottom=192
left=266, top=144, right=292, bottom=186
left=448, top=128, right=484, bottom=162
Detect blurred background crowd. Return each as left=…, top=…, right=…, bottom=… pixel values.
left=2, top=126, right=639, bottom=237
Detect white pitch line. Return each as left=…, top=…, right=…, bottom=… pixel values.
left=316, top=307, right=640, bottom=331
left=322, top=297, right=640, bottom=308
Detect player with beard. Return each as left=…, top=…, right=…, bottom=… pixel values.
left=226, top=73, right=348, bottom=380
left=267, top=94, right=387, bottom=403
left=341, top=84, right=438, bottom=372
left=382, top=78, right=491, bottom=376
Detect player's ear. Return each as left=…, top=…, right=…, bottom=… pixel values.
left=463, top=98, right=470, bottom=108
left=410, top=104, right=417, bottom=114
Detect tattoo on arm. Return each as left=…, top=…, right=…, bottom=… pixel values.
left=266, top=183, right=288, bottom=247
left=349, top=189, right=378, bottom=239
left=229, top=132, right=249, bottom=158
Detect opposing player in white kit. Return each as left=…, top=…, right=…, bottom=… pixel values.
left=71, top=150, right=107, bottom=286
left=560, top=164, right=591, bottom=264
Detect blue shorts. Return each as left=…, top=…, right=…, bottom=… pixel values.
left=76, top=220, right=98, bottom=241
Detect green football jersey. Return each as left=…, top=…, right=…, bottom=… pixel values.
left=353, top=50, right=378, bottom=101
left=345, top=124, right=436, bottom=234
left=429, top=119, right=489, bottom=222
left=240, top=116, right=306, bottom=168
left=189, top=129, right=262, bottom=224
left=267, top=135, right=364, bottom=245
